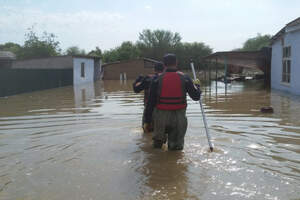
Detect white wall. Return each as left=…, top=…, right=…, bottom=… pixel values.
left=271, top=40, right=282, bottom=90
left=271, top=29, right=300, bottom=95
left=73, top=58, right=94, bottom=85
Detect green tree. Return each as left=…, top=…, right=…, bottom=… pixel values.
left=175, top=42, right=213, bottom=69
left=116, top=41, right=140, bottom=60
left=242, top=33, right=271, bottom=51
left=19, top=27, right=61, bottom=59
left=102, top=41, right=140, bottom=62
left=88, top=46, right=102, bottom=57
left=97, top=29, right=212, bottom=69
left=0, top=42, right=22, bottom=57
left=137, top=29, right=181, bottom=60
left=102, top=49, right=119, bottom=63
left=65, top=46, right=86, bottom=56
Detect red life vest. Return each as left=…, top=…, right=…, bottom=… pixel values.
left=156, top=72, right=186, bottom=110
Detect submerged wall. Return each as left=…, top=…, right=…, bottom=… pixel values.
left=0, top=68, right=73, bottom=97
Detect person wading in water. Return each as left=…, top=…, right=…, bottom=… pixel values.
left=133, top=62, right=164, bottom=132
left=144, top=53, right=201, bottom=150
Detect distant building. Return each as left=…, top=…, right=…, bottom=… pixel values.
left=0, top=55, right=101, bottom=97
left=102, top=58, right=159, bottom=80
left=271, top=17, right=300, bottom=95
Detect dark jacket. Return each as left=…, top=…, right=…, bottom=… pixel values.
left=145, top=68, right=201, bottom=123
left=133, top=74, right=159, bottom=105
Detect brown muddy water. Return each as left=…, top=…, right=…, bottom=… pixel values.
left=0, top=80, right=300, bottom=200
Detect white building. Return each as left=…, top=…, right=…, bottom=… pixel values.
left=271, top=17, right=300, bottom=95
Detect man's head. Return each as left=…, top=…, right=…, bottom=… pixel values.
left=154, top=62, right=164, bottom=73
left=163, top=53, right=177, bottom=68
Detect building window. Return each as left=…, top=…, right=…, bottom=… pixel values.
left=282, top=46, right=291, bottom=84
left=81, top=62, right=85, bottom=78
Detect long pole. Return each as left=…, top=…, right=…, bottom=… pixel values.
left=215, top=58, right=218, bottom=95
left=224, top=55, right=228, bottom=95
left=190, top=62, right=213, bottom=152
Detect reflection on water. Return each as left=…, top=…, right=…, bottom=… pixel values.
left=74, top=82, right=95, bottom=109
left=134, top=133, right=195, bottom=199
left=0, top=80, right=299, bottom=200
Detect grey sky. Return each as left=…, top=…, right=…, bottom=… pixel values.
left=0, top=0, right=299, bottom=52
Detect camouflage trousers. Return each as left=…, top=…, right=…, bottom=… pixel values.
left=152, top=108, right=188, bottom=150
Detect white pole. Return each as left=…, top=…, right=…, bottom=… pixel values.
left=190, top=62, right=214, bottom=152
left=191, top=63, right=197, bottom=81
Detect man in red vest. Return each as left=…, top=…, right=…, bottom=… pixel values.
left=133, top=62, right=164, bottom=132
left=144, top=54, right=201, bottom=150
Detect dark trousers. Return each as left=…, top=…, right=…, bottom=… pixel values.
left=152, top=108, right=187, bottom=150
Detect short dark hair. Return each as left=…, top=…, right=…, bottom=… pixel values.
left=154, top=62, right=164, bottom=72
left=163, top=53, right=177, bottom=67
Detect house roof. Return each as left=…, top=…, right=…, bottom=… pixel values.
left=0, top=51, right=16, bottom=60
left=286, top=17, right=300, bottom=27
left=271, top=17, right=300, bottom=44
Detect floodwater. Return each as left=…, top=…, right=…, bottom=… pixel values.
left=0, top=80, right=300, bottom=200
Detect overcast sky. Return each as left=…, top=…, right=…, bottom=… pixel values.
left=0, top=0, right=299, bottom=52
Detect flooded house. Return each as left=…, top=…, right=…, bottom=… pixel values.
left=271, top=17, right=300, bottom=95
left=102, top=58, right=158, bottom=80
left=0, top=55, right=101, bottom=97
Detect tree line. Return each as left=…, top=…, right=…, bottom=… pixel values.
left=0, top=27, right=271, bottom=69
